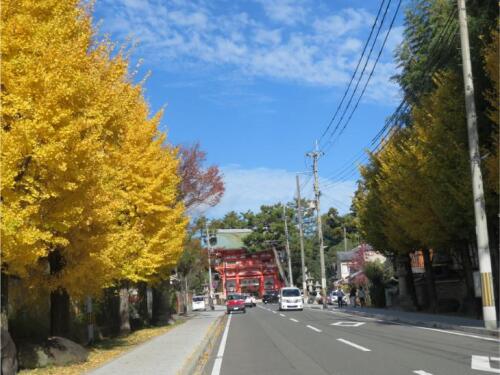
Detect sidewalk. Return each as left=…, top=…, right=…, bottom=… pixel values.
left=305, top=303, right=500, bottom=338
left=89, top=306, right=225, bottom=375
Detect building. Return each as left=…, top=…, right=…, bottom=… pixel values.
left=336, top=244, right=386, bottom=283
left=211, top=229, right=284, bottom=298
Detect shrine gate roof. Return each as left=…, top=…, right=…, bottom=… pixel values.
left=215, top=229, right=252, bottom=250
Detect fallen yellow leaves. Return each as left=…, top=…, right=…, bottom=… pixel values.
left=19, top=320, right=185, bottom=375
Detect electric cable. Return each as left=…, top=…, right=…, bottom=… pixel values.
left=318, top=0, right=388, bottom=145
left=320, top=0, right=394, bottom=150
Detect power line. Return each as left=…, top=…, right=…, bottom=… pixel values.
left=320, top=7, right=458, bottom=182
left=322, top=0, right=403, bottom=152
left=322, top=100, right=408, bottom=183
left=318, top=0, right=388, bottom=145
left=320, top=0, right=394, bottom=151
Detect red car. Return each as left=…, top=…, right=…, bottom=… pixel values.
left=226, top=294, right=246, bottom=314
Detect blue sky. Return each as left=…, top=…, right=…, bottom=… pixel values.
left=93, top=0, right=404, bottom=218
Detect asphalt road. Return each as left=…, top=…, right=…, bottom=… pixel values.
left=204, top=303, right=500, bottom=375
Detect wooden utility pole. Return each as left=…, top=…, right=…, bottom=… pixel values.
left=307, top=141, right=327, bottom=309
left=457, top=0, right=497, bottom=329
left=296, top=175, right=308, bottom=298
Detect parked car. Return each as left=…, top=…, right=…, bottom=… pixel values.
left=263, top=291, right=279, bottom=304
left=192, top=295, right=206, bottom=311
left=278, top=287, right=303, bottom=311
left=244, top=294, right=256, bottom=307
left=226, top=294, right=246, bottom=314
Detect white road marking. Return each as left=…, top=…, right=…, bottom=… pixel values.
left=308, top=304, right=500, bottom=345
left=290, top=318, right=299, bottom=322
left=413, top=370, right=434, bottom=375
left=306, top=325, right=322, bottom=333
left=272, top=311, right=277, bottom=314
left=471, top=355, right=500, bottom=373
left=331, top=321, right=365, bottom=327
left=279, top=313, right=286, bottom=317
left=312, top=308, right=500, bottom=343
left=337, top=338, right=371, bottom=352
left=211, top=314, right=232, bottom=375
left=417, top=327, right=500, bottom=343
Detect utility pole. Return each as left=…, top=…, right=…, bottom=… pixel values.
left=85, top=296, right=94, bottom=344
left=296, top=175, right=307, bottom=298
left=307, top=141, right=327, bottom=309
left=205, top=224, right=214, bottom=302
left=457, top=0, right=497, bottom=329
left=283, top=204, right=294, bottom=287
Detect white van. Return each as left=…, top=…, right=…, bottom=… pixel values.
left=279, top=287, right=303, bottom=311
left=192, top=295, right=206, bottom=311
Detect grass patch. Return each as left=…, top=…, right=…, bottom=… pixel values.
left=19, top=320, right=186, bottom=375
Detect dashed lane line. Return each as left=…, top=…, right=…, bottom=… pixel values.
left=308, top=306, right=500, bottom=343
left=290, top=318, right=299, bottom=323
left=306, top=325, right=322, bottom=333
left=413, top=370, right=433, bottom=375
left=279, top=313, right=286, bottom=317
left=337, top=338, right=371, bottom=352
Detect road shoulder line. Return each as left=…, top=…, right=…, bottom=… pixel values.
left=210, top=314, right=232, bottom=375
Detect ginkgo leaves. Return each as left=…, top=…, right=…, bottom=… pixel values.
left=1, top=0, right=187, bottom=298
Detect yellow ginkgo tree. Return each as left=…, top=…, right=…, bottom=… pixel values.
left=1, top=0, right=187, bottom=336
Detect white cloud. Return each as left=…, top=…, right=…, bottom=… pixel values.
left=96, top=0, right=401, bottom=103
left=256, top=0, right=308, bottom=25
left=313, top=8, right=374, bottom=39
left=253, top=28, right=282, bottom=45
left=204, top=166, right=356, bottom=218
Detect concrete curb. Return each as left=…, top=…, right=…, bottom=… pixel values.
left=178, top=313, right=226, bottom=375
left=305, top=304, right=500, bottom=338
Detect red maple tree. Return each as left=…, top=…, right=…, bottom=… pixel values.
left=178, top=143, right=225, bottom=210
left=350, top=244, right=369, bottom=286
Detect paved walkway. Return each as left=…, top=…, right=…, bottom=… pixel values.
left=305, top=302, right=499, bottom=336
left=89, top=306, right=224, bottom=375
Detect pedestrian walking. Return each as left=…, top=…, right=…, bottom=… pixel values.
left=349, top=286, right=357, bottom=307
left=358, top=286, right=366, bottom=307
left=337, top=288, right=345, bottom=308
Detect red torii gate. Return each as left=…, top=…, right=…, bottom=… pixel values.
left=212, top=248, right=283, bottom=298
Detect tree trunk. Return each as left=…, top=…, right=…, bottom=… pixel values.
left=50, top=289, right=70, bottom=337
left=396, top=254, right=419, bottom=311
left=137, top=282, right=151, bottom=325
left=119, top=282, right=131, bottom=335
left=422, top=248, right=437, bottom=313
left=459, top=243, right=481, bottom=318
left=1, top=272, right=8, bottom=328
left=404, top=254, right=420, bottom=310
left=48, top=249, right=70, bottom=337
left=460, top=244, right=475, bottom=298
left=152, top=281, right=172, bottom=325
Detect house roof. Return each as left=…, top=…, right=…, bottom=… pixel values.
left=337, top=249, right=358, bottom=262
left=337, top=244, right=374, bottom=262
left=215, top=229, right=252, bottom=249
